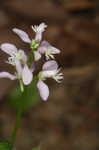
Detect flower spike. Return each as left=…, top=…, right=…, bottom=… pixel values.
left=0, top=23, right=63, bottom=100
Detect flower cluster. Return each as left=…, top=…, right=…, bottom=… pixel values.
left=0, top=23, right=63, bottom=101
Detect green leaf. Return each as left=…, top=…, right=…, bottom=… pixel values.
left=0, top=141, right=11, bottom=150
left=7, top=78, right=40, bottom=112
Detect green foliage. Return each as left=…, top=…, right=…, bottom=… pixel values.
left=32, top=147, right=40, bottom=150
left=8, top=78, right=40, bottom=112
left=0, top=141, right=11, bottom=150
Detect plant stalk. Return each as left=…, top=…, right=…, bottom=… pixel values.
left=10, top=110, right=22, bottom=149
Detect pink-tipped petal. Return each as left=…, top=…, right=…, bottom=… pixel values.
left=12, top=28, right=31, bottom=43
left=34, top=51, right=41, bottom=61
left=0, top=72, right=16, bottom=80
left=43, top=60, right=58, bottom=70
left=37, top=80, right=49, bottom=101
left=22, top=65, right=33, bottom=85
left=0, top=43, right=17, bottom=56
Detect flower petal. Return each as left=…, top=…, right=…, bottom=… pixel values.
left=43, top=60, right=58, bottom=70
left=32, top=23, right=47, bottom=33
left=50, top=46, right=60, bottom=54
left=38, top=41, right=49, bottom=53
left=15, top=59, right=22, bottom=77
left=18, top=49, right=27, bottom=63
left=0, top=72, right=16, bottom=80
left=38, top=41, right=60, bottom=54
left=40, top=70, right=57, bottom=78
left=22, top=64, right=33, bottom=85
left=12, top=28, right=31, bottom=43
left=34, top=51, right=41, bottom=61
left=37, top=80, right=49, bottom=101
left=32, top=23, right=47, bottom=42
left=0, top=43, right=17, bottom=56
left=35, top=32, right=42, bottom=42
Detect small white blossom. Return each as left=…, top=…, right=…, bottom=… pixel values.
left=31, top=23, right=47, bottom=42
left=1, top=43, right=27, bottom=65
left=39, top=60, right=63, bottom=82
left=12, top=23, right=47, bottom=61
left=37, top=60, right=63, bottom=101
left=13, top=22, right=47, bottom=43
left=0, top=43, right=33, bottom=88
left=38, top=41, right=60, bottom=60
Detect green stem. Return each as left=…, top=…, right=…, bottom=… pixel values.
left=19, top=79, right=24, bottom=92
left=10, top=110, right=22, bottom=149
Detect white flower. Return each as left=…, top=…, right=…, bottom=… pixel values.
left=12, top=23, right=47, bottom=61
left=0, top=43, right=33, bottom=88
left=0, top=23, right=63, bottom=100
left=0, top=61, right=33, bottom=86
left=31, top=23, right=47, bottom=42
left=12, top=23, right=60, bottom=61
left=13, top=22, right=47, bottom=43
left=1, top=43, right=27, bottom=65
left=37, top=60, right=63, bottom=101
left=38, top=41, right=60, bottom=60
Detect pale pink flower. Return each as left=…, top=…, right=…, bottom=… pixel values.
left=13, top=23, right=47, bottom=43
left=38, top=41, right=60, bottom=60
left=37, top=60, right=63, bottom=101
left=12, top=23, right=47, bottom=61
left=31, top=23, right=47, bottom=42
left=12, top=23, right=60, bottom=61
left=0, top=43, right=33, bottom=86
left=1, top=43, right=27, bottom=65
left=0, top=23, right=63, bottom=99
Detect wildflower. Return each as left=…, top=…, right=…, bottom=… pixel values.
left=37, top=60, right=63, bottom=101
left=0, top=23, right=63, bottom=99
left=1, top=43, right=27, bottom=65
left=12, top=23, right=60, bottom=61
left=38, top=41, right=60, bottom=60
left=31, top=23, right=47, bottom=42
left=12, top=23, right=47, bottom=61
left=0, top=43, right=33, bottom=91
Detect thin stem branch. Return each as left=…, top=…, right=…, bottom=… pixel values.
left=19, top=79, right=24, bottom=92
left=10, top=110, right=22, bottom=149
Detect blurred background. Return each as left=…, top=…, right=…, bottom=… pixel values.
left=0, top=0, right=99, bottom=150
